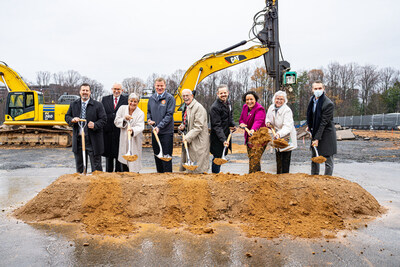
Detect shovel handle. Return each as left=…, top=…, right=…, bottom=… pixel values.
left=313, top=145, right=319, bottom=157
left=182, top=134, right=189, bottom=151
left=244, top=127, right=252, bottom=136
left=81, top=130, right=86, bottom=151
left=224, top=132, right=232, bottom=147
left=153, top=129, right=161, bottom=144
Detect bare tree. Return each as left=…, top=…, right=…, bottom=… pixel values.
left=250, top=66, right=273, bottom=107
left=36, top=71, right=51, bottom=88
left=52, top=71, right=65, bottom=85
left=308, top=69, right=324, bottom=84
left=337, top=63, right=361, bottom=116
left=145, top=73, right=161, bottom=92
left=167, top=69, right=185, bottom=95
left=122, top=77, right=145, bottom=95
left=64, top=70, right=82, bottom=88
left=359, top=64, right=380, bottom=114
left=379, top=67, right=399, bottom=93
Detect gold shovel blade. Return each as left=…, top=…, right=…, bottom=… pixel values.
left=123, top=154, right=138, bottom=162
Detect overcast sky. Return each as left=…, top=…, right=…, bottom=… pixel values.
left=2, top=0, right=399, bottom=91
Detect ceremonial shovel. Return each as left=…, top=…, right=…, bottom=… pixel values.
left=180, top=131, right=198, bottom=171
left=78, top=119, right=87, bottom=175
left=122, top=124, right=138, bottom=162
left=151, top=125, right=172, bottom=162
left=213, top=131, right=232, bottom=166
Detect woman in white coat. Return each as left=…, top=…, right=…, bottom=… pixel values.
left=266, top=91, right=297, bottom=174
left=114, top=93, right=144, bottom=173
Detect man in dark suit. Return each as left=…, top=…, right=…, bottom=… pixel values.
left=101, top=83, right=128, bottom=172
left=306, top=80, right=337, bottom=176
left=65, top=83, right=107, bottom=173
left=209, top=84, right=236, bottom=173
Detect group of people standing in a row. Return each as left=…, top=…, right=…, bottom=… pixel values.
left=65, top=78, right=337, bottom=176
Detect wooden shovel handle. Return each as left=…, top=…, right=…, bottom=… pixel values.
left=225, top=132, right=232, bottom=146
left=182, top=133, right=189, bottom=150
left=153, top=129, right=161, bottom=143
left=81, top=130, right=86, bottom=151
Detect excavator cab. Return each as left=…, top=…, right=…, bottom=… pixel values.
left=6, top=91, right=41, bottom=120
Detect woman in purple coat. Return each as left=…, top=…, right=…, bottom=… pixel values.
left=239, top=91, right=266, bottom=173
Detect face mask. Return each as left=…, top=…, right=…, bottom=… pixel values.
left=314, top=90, right=323, bottom=98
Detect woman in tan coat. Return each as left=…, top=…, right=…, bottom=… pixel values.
left=178, top=89, right=210, bottom=173
left=114, top=93, right=144, bottom=172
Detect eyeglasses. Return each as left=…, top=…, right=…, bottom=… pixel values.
left=112, top=88, right=122, bottom=90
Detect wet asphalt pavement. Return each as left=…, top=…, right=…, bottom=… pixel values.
left=1, top=136, right=400, bottom=266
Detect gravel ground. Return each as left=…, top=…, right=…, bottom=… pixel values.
left=0, top=134, right=399, bottom=171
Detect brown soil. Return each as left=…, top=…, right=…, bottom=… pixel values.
left=312, top=156, right=327, bottom=164
left=272, top=138, right=289, bottom=149
left=13, top=171, right=383, bottom=239
left=122, top=155, right=138, bottom=162
left=248, top=127, right=272, bottom=147
left=182, top=164, right=198, bottom=171
left=353, top=130, right=400, bottom=140
left=213, top=158, right=228, bottom=165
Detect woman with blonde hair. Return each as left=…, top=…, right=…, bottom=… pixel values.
left=114, top=93, right=144, bottom=172
left=266, top=90, right=297, bottom=174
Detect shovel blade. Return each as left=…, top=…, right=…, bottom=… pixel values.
left=213, top=157, right=228, bottom=165
left=123, top=154, right=138, bottom=162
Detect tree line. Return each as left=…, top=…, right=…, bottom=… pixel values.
left=2, top=62, right=398, bottom=124
left=121, top=62, right=400, bottom=122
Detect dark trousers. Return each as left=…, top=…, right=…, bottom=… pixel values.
left=105, top=157, right=123, bottom=172
left=311, top=148, right=334, bottom=175
left=152, top=133, right=173, bottom=173
left=247, top=144, right=267, bottom=173
left=211, top=157, right=221, bottom=174
left=74, top=136, right=102, bottom=173
left=276, top=150, right=292, bottom=174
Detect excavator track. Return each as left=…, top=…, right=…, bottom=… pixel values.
left=0, top=125, right=72, bottom=147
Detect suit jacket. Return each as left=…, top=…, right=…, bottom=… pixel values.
left=65, top=98, right=107, bottom=155
left=210, top=99, right=235, bottom=157
left=101, top=94, right=128, bottom=158
left=306, top=93, right=337, bottom=156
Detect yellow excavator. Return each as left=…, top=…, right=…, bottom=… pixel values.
left=0, top=61, right=73, bottom=146
left=1, top=0, right=292, bottom=147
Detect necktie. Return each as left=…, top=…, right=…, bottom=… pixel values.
left=81, top=102, right=86, bottom=119
left=183, top=109, right=187, bottom=126
left=114, top=97, right=118, bottom=109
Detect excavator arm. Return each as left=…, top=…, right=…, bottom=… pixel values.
left=174, top=44, right=269, bottom=108
left=0, top=61, right=31, bottom=92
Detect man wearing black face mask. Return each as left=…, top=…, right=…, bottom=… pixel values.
left=306, top=80, right=337, bottom=176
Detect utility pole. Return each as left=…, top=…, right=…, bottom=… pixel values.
left=257, top=0, right=293, bottom=93
left=259, top=0, right=280, bottom=93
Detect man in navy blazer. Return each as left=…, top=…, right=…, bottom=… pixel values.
left=101, top=83, right=128, bottom=172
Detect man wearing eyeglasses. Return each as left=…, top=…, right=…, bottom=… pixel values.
left=101, top=83, right=128, bottom=172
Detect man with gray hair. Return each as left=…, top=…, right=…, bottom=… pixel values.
left=178, top=89, right=209, bottom=173
left=306, top=80, right=337, bottom=175
left=101, top=83, right=128, bottom=172
left=209, top=84, right=236, bottom=173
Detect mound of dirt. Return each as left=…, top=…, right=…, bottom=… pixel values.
left=13, top=171, right=383, bottom=239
